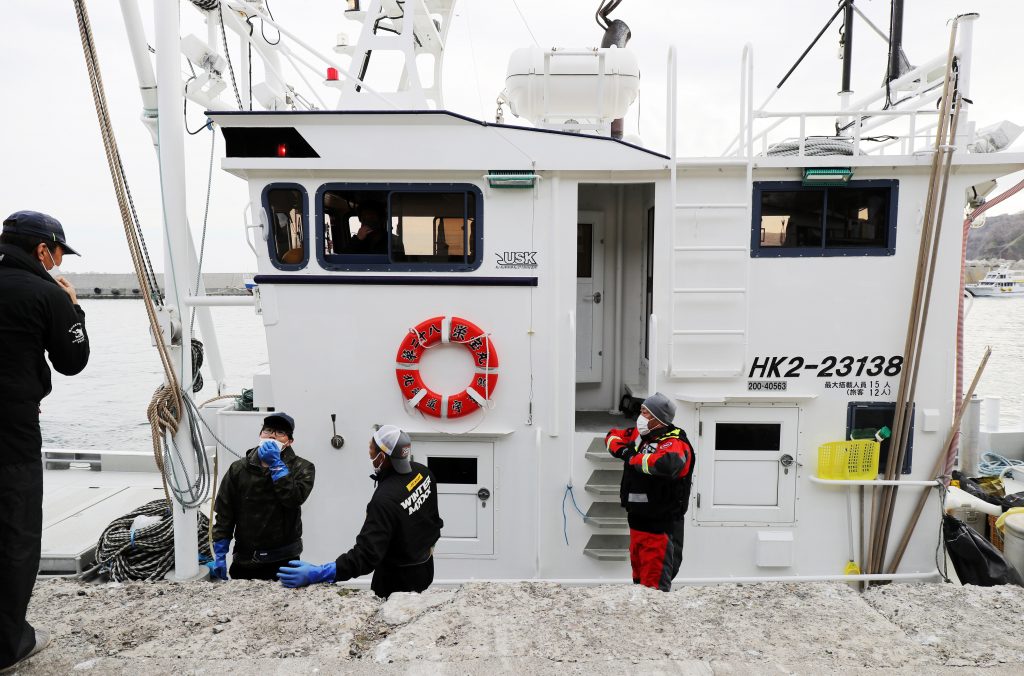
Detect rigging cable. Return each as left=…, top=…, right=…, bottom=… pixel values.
left=218, top=3, right=244, bottom=109
left=73, top=0, right=209, bottom=509
left=511, top=0, right=539, bottom=47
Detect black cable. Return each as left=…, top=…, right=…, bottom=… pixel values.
left=775, top=2, right=847, bottom=91
left=218, top=3, right=243, bottom=110
left=260, top=0, right=281, bottom=45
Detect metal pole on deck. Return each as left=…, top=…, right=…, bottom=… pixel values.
left=155, top=0, right=200, bottom=580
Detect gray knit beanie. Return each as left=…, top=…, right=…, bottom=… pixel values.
left=642, top=392, right=676, bottom=425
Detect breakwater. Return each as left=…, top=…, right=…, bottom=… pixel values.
left=64, top=273, right=253, bottom=298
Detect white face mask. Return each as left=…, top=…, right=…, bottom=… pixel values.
left=370, top=449, right=385, bottom=474
left=636, top=414, right=650, bottom=436
left=44, top=248, right=63, bottom=280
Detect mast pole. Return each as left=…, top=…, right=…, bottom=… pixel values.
left=887, top=0, right=905, bottom=84
left=839, top=0, right=854, bottom=116
left=155, top=0, right=200, bottom=580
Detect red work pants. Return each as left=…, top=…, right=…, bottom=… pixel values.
left=628, top=520, right=685, bottom=591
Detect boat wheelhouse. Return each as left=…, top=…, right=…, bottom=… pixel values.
left=71, top=0, right=1024, bottom=584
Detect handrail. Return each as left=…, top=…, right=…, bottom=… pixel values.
left=647, top=313, right=658, bottom=395
left=723, top=21, right=977, bottom=160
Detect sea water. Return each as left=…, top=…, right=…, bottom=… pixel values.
left=40, top=296, right=1023, bottom=450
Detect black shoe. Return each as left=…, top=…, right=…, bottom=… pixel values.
left=0, top=629, right=51, bottom=674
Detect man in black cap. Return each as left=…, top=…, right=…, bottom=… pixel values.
left=208, top=412, right=316, bottom=580
left=0, top=210, right=90, bottom=671
left=605, top=392, right=695, bottom=591
left=277, top=424, right=444, bottom=599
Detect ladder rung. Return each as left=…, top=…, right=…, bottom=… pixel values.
left=675, top=203, right=747, bottom=209
left=672, top=329, right=744, bottom=336
left=673, top=288, right=745, bottom=294
left=673, top=246, right=747, bottom=252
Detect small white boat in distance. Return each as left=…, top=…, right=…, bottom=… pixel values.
left=965, top=265, right=1024, bottom=296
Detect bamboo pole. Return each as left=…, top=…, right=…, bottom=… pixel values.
left=885, top=347, right=991, bottom=573
left=866, top=19, right=964, bottom=575
left=874, top=92, right=962, bottom=573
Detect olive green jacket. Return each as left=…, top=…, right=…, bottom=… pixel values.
left=211, top=445, right=315, bottom=554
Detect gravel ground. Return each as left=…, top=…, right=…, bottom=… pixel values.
left=8, top=579, right=1024, bottom=674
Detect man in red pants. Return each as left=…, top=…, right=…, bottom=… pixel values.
left=605, top=392, right=694, bottom=591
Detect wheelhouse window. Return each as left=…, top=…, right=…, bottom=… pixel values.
left=319, top=184, right=482, bottom=271
left=751, top=180, right=898, bottom=257
left=264, top=185, right=307, bottom=269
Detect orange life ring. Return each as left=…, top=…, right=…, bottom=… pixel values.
left=394, top=316, right=499, bottom=419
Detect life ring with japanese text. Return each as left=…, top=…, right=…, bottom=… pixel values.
left=395, top=316, right=499, bottom=419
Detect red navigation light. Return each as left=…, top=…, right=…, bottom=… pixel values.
left=277, top=143, right=288, bottom=157
left=326, top=67, right=339, bottom=81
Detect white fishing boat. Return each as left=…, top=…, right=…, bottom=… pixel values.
left=44, top=0, right=1024, bottom=588
left=966, top=265, right=1024, bottom=296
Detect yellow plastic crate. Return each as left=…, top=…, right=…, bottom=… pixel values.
left=817, top=440, right=880, bottom=480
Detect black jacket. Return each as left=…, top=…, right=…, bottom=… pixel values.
left=334, top=461, right=443, bottom=581
left=211, top=445, right=315, bottom=556
left=607, top=425, right=695, bottom=533
left=0, top=244, right=90, bottom=463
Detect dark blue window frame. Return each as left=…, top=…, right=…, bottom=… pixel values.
left=315, top=182, right=484, bottom=273
left=751, top=179, right=899, bottom=258
left=262, top=183, right=309, bottom=271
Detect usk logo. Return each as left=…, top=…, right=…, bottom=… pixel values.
left=496, top=251, right=538, bottom=269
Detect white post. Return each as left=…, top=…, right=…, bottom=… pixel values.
left=156, top=0, right=199, bottom=580
left=982, top=397, right=1001, bottom=433
left=959, top=395, right=982, bottom=475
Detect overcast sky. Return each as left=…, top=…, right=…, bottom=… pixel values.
left=2, top=0, right=1022, bottom=272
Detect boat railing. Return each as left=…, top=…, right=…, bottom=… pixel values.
left=723, top=14, right=978, bottom=160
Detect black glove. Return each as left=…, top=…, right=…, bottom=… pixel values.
left=618, top=442, right=638, bottom=462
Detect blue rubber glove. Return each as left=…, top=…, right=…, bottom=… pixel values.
left=258, top=439, right=290, bottom=482
left=276, top=560, right=336, bottom=588
left=207, top=538, right=230, bottom=580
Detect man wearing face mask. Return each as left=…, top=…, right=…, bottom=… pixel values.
left=208, top=412, right=315, bottom=581
left=277, top=425, right=443, bottom=599
left=0, top=211, right=90, bottom=671
left=605, top=392, right=695, bottom=591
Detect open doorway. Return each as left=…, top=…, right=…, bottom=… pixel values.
left=575, top=183, right=655, bottom=425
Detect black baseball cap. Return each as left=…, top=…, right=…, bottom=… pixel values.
left=2, top=211, right=80, bottom=256
left=263, top=412, right=295, bottom=438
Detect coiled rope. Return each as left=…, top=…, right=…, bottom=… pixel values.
left=977, top=452, right=1024, bottom=478
left=94, top=499, right=212, bottom=582
left=766, top=138, right=855, bottom=156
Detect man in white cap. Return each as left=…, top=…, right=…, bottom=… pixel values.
left=605, top=392, right=695, bottom=591
left=277, top=425, right=443, bottom=598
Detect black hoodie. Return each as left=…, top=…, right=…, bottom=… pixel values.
left=0, top=243, right=90, bottom=463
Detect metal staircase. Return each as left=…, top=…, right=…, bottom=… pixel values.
left=668, top=163, right=753, bottom=379
left=580, top=436, right=629, bottom=560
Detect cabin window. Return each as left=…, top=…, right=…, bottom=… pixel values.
left=751, top=180, right=898, bottom=257
left=263, top=184, right=308, bottom=269
left=318, top=183, right=482, bottom=271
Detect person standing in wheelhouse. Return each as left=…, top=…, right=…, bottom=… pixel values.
left=605, top=392, right=695, bottom=591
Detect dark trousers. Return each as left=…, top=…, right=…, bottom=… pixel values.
left=0, top=461, right=43, bottom=668
left=229, top=558, right=294, bottom=581
left=371, top=557, right=434, bottom=599
left=628, top=519, right=685, bottom=592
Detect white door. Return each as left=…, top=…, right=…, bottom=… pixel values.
left=416, top=441, right=494, bottom=556
left=694, top=406, right=799, bottom=524
left=576, top=211, right=605, bottom=383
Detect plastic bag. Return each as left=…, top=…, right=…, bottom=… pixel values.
left=943, top=514, right=1023, bottom=587
left=952, top=471, right=1003, bottom=507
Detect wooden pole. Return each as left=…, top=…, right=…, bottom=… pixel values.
left=885, top=347, right=991, bottom=573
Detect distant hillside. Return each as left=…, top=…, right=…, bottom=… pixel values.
left=966, top=210, right=1024, bottom=260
